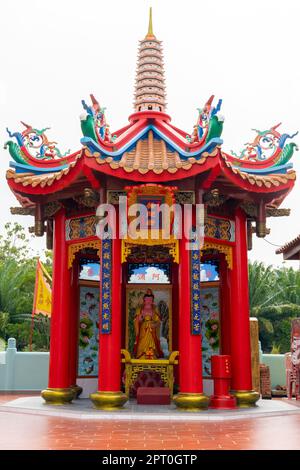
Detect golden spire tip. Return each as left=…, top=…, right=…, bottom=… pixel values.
left=146, top=7, right=155, bottom=38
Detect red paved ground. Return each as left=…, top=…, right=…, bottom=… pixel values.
left=1, top=393, right=300, bottom=450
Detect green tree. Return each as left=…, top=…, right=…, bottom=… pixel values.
left=0, top=222, right=31, bottom=262
left=248, top=261, right=277, bottom=351
left=275, top=267, right=300, bottom=305
left=249, top=261, right=300, bottom=353
left=0, top=223, right=51, bottom=351
left=0, top=258, right=36, bottom=319
left=248, top=261, right=277, bottom=312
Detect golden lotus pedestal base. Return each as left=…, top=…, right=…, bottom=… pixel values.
left=41, top=388, right=74, bottom=405
left=232, top=390, right=260, bottom=408
left=173, top=393, right=210, bottom=411
left=70, top=384, right=83, bottom=399
left=90, top=391, right=128, bottom=410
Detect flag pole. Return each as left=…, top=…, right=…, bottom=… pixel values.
left=40, top=261, right=52, bottom=283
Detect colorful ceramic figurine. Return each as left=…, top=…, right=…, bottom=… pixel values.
left=5, top=122, right=70, bottom=162
left=187, top=95, right=224, bottom=144
left=230, top=123, right=298, bottom=170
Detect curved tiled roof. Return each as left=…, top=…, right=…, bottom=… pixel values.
left=276, top=234, right=300, bottom=254
left=6, top=144, right=296, bottom=193
left=221, top=153, right=296, bottom=188
left=6, top=156, right=81, bottom=188
left=84, top=130, right=219, bottom=174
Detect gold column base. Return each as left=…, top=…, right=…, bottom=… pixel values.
left=90, top=391, right=128, bottom=410
left=41, top=388, right=74, bottom=405
left=70, top=384, right=83, bottom=399
left=231, top=390, right=260, bottom=408
left=173, top=393, right=210, bottom=411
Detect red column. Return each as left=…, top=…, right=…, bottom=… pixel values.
left=173, top=230, right=209, bottom=410
left=90, top=222, right=127, bottom=409
left=99, top=235, right=122, bottom=391
left=171, top=263, right=179, bottom=388
left=68, top=259, right=82, bottom=398
left=229, top=208, right=259, bottom=407
left=41, top=209, right=74, bottom=404
left=219, top=255, right=231, bottom=355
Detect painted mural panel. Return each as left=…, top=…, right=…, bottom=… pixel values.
left=77, top=285, right=100, bottom=377
left=66, top=215, right=96, bottom=241
left=200, top=283, right=220, bottom=377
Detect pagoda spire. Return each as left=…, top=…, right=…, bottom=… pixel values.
left=146, top=7, right=155, bottom=39
left=134, top=8, right=167, bottom=113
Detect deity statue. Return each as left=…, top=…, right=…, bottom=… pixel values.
left=133, top=289, right=163, bottom=360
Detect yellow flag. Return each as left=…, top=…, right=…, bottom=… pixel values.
left=32, top=260, right=52, bottom=317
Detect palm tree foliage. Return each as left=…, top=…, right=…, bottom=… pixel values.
left=0, top=258, right=36, bottom=319
left=249, top=261, right=300, bottom=353
left=0, top=223, right=51, bottom=351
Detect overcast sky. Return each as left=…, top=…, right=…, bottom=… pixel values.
left=0, top=0, right=299, bottom=266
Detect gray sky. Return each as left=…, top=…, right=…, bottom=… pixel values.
left=0, top=0, right=299, bottom=266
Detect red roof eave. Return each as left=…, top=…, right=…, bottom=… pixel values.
left=6, top=151, right=296, bottom=199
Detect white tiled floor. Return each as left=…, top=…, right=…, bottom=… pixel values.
left=1, top=396, right=299, bottom=421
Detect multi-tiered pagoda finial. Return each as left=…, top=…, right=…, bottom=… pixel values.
left=134, top=8, right=167, bottom=113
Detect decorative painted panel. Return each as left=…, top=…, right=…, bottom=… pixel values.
left=205, top=216, right=235, bottom=242
left=100, top=239, right=112, bottom=334
left=200, top=284, right=220, bottom=377
left=66, top=215, right=96, bottom=241
left=190, top=249, right=201, bottom=335
left=77, top=285, right=100, bottom=377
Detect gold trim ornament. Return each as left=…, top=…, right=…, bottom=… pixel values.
left=107, top=190, right=126, bottom=204
left=41, top=387, right=74, bottom=405
left=121, top=349, right=179, bottom=398
left=231, top=390, right=260, bottom=407
left=90, top=391, right=128, bottom=410
left=126, top=183, right=177, bottom=207
left=173, top=392, right=210, bottom=411
left=67, top=240, right=101, bottom=268
left=174, top=191, right=195, bottom=205
left=70, top=384, right=83, bottom=399
left=125, top=183, right=177, bottom=241
left=201, top=241, right=233, bottom=269
left=121, top=239, right=179, bottom=263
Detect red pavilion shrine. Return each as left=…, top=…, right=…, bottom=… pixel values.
left=5, top=9, right=297, bottom=410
